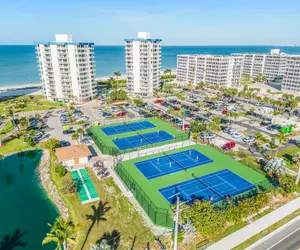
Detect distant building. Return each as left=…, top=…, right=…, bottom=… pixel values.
left=36, top=34, right=97, bottom=103
left=125, top=32, right=162, bottom=97
left=281, top=55, right=300, bottom=94
left=176, top=49, right=300, bottom=94
left=177, top=54, right=242, bottom=87
left=56, top=144, right=92, bottom=167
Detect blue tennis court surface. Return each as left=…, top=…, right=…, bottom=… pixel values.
left=135, top=149, right=213, bottom=180
left=159, top=169, right=256, bottom=204
left=101, top=121, right=156, bottom=136
left=113, top=130, right=174, bottom=150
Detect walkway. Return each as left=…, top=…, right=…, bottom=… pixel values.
left=206, top=196, right=300, bottom=250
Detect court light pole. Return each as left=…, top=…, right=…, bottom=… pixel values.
left=173, top=195, right=180, bottom=250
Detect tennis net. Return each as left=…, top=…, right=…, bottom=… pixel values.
left=123, top=121, right=136, bottom=131
left=137, top=132, right=153, bottom=144
left=192, top=173, right=224, bottom=198
left=163, top=152, right=187, bottom=171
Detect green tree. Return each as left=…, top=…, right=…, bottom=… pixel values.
left=77, top=128, right=85, bottom=138
left=71, top=133, right=80, bottom=144
left=272, top=110, right=281, bottom=124
left=19, top=118, right=29, bottom=131
left=27, top=136, right=35, bottom=147
left=42, top=218, right=78, bottom=250
left=274, top=132, right=289, bottom=156
left=45, top=138, right=60, bottom=152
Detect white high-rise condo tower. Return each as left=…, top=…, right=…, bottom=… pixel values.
left=36, top=34, right=96, bottom=103
left=125, top=32, right=162, bottom=97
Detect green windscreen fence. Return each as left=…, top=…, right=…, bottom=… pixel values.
left=115, top=163, right=174, bottom=228
left=87, top=126, right=188, bottom=156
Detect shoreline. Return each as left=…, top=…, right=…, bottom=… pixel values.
left=37, top=150, right=69, bottom=219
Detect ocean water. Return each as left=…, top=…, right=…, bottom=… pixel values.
left=1, top=45, right=300, bottom=87
left=0, top=150, right=58, bottom=249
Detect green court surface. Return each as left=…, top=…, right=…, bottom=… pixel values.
left=79, top=168, right=99, bottom=199
left=87, top=118, right=188, bottom=155
left=71, top=168, right=100, bottom=204
left=71, top=170, right=89, bottom=203
left=116, top=144, right=270, bottom=228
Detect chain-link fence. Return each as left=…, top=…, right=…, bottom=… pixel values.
left=87, top=126, right=189, bottom=156
left=115, top=162, right=174, bottom=228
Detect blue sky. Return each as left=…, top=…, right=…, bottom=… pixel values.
left=1, top=0, right=300, bottom=45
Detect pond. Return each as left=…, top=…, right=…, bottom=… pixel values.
left=0, top=150, right=58, bottom=249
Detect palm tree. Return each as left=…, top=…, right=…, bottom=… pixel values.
left=113, top=71, right=121, bottom=89
left=292, top=152, right=300, bottom=184
left=19, top=118, right=29, bottom=132
left=42, top=218, right=78, bottom=250
left=272, top=110, right=281, bottom=124
left=71, top=133, right=80, bottom=144
left=77, top=128, right=85, bottom=141
left=274, top=132, right=290, bottom=156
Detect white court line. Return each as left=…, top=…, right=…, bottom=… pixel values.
left=217, top=175, right=239, bottom=191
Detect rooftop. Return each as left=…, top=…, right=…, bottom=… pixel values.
left=56, top=144, right=92, bottom=161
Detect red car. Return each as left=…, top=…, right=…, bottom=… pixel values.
left=222, top=110, right=228, bottom=115
left=174, top=106, right=180, bottom=111
left=155, top=99, right=163, bottom=103
left=223, top=142, right=236, bottom=150
left=116, top=112, right=125, bottom=117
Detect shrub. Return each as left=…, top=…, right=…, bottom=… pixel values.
left=278, top=175, right=300, bottom=194
left=60, top=173, right=76, bottom=195
left=55, top=164, right=67, bottom=177
left=27, top=136, right=36, bottom=147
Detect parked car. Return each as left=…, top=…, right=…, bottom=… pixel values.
left=116, top=112, right=125, bottom=117
left=243, top=136, right=256, bottom=143
left=261, top=120, right=272, bottom=126
left=232, top=132, right=244, bottom=138
left=223, top=142, right=236, bottom=150
left=249, top=120, right=257, bottom=124
left=200, top=132, right=215, bottom=140
left=63, top=129, right=75, bottom=135
left=222, top=110, right=228, bottom=115
left=267, top=124, right=281, bottom=131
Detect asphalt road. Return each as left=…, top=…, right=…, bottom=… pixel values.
left=252, top=216, right=300, bottom=250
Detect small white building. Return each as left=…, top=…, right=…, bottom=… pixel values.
left=56, top=144, right=92, bottom=167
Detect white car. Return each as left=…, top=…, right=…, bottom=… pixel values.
left=228, top=129, right=237, bottom=135
left=232, top=132, right=243, bottom=138
left=243, top=136, right=256, bottom=143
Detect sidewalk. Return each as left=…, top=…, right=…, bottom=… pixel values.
left=206, top=196, right=300, bottom=250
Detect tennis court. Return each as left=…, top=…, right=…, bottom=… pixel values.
left=134, top=149, right=213, bottom=179
left=159, top=169, right=256, bottom=204
left=101, top=121, right=156, bottom=136
left=113, top=130, right=174, bottom=150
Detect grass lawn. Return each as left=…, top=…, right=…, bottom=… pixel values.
left=116, top=144, right=268, bottom=228
left=277, top=146, right=300, bottom=172
left=0, top=96, right=66, bottom=116
left=87, top=118, right=188, bottom=155
left=0, top=120, right=14, bottom=136
left=49, top=154, right=155, bottom=250
left=0, top=136, right=31, bottom=155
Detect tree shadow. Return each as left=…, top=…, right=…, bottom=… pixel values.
left=81, top=201, right=111, bottom=250
left=96, top=230, right=120, bottom=249
left=0, top=229, right=27, bottom=250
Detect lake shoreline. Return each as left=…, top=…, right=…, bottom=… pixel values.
left=37, top=150, right=69, bottom=219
